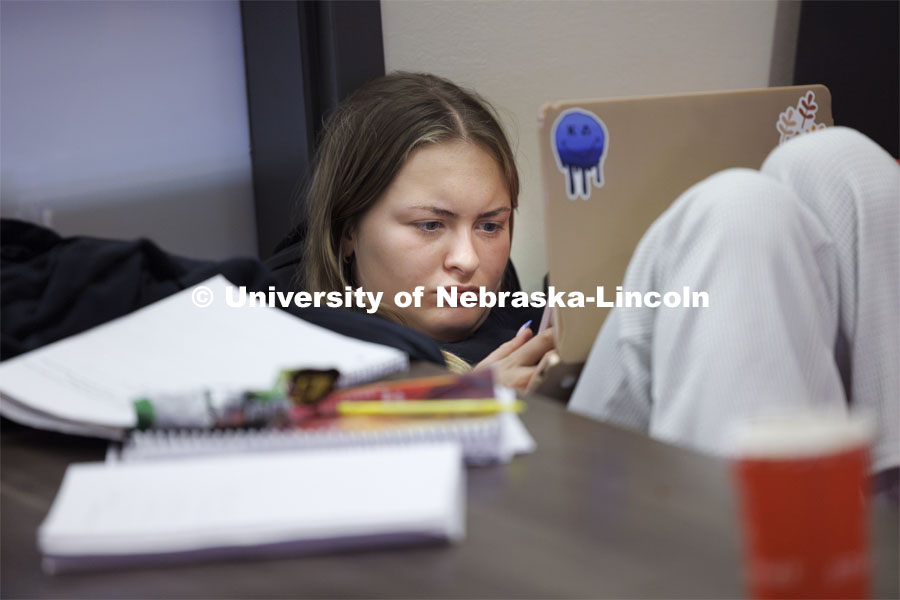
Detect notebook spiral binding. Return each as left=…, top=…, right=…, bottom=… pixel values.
left=117, top=417, right=505, bottom=465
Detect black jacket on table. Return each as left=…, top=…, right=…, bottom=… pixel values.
left=0, top=219, right=444, bottom=365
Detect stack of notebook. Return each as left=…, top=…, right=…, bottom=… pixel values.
left=0, top=275, right=535, bottom=572
left=0, top=275, right=410, bottom=438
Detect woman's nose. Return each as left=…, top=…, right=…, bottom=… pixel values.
left=444, top=231, right=480, bottom=277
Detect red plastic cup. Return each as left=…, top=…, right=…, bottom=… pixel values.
left=732, top=414, right=872, bottom=599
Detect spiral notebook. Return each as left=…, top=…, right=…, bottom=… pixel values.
left=0, top=275, right=409, bottom=439
left=110, top=413, right=520, bottom=466
left=40, top=443, right=465, bottom=573
left=110, top=369, right=535, bottom=465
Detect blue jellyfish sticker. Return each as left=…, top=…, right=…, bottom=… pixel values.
left=551, top=109, right=608, bottom=200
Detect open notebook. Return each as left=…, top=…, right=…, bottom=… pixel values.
left=0, top=275, right=409, bottom=438
left=39, top=443, right=465, bottom=573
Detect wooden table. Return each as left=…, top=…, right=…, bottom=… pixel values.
left=2, top=397, right=897, bottom=598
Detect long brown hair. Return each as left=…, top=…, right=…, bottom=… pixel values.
left=301, top=72, right=519, bottom=293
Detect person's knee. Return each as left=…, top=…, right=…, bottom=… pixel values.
left=762, top=126, right=896, bottom=196
left=673, top=168, right=809, bottom=249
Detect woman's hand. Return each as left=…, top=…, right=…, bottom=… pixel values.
left=474, top=327, right=557, bottom=392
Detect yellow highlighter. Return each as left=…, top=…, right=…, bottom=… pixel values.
left=336, top=399, right=525, bottom=417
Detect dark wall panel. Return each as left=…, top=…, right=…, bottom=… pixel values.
left=794, top=1, right=899, bottom=157
left=241, top=1, right=385, bottom=259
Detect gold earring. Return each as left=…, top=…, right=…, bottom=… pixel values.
left=343, top=254, right=353, bottom=264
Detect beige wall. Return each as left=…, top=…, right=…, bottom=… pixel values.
left=382, top=0, right=800, bottom=292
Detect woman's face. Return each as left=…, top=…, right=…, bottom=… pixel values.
left=346, top=140, right=512, bottom=342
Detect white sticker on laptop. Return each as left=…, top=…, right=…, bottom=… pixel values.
left=551, top=108, right=609, bottom=201
left=776, top=90, right=827, bottom=144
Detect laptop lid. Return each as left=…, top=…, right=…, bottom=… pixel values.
left=538, top=85, right=833, bottom=366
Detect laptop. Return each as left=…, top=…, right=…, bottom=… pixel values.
left=535, top=84, right=833, bottom=399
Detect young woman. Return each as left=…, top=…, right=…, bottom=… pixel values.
left=300, top=72, right=554, bottom=390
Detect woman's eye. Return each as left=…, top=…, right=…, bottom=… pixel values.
left=479, top=222, right=502, bottom=234
left=416, top=221, right=442, bottom=232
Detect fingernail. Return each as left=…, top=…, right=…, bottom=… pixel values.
left=517, top=320, right=533, bottom=336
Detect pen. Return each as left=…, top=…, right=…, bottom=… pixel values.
left=336, top=399, right=524, bottom=416
left=320, top=370, right=495, bottom=403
